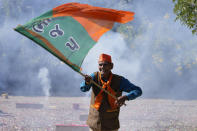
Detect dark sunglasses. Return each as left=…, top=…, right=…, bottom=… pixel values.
left=99, top=63, right=110, bottom=66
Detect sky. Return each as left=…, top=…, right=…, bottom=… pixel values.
left=0, top=0, right=197, bottom=99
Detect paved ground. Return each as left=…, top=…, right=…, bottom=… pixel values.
left=0, top=96, right=197, bottom=131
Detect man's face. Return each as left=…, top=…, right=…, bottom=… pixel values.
left=98, top=61, right=113, bottom=78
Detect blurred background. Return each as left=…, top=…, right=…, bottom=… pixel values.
left=0, top=0, right=197, bottom=100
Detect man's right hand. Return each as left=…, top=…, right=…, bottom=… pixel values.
left=84, top=75, right=92, bottom=85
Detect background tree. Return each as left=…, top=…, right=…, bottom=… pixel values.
left=173, top=0, right=197, bottom=34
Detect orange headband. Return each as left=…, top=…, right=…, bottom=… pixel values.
left=98, top=53, right=112, bottom=63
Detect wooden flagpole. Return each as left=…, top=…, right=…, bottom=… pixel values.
left=79, top=71, right=117, bottom=99
left=79, top=71, right=126, bottom=106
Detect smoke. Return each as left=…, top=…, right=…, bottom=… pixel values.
left=82, top=31, right=141, bottom=79
left=125, top=0, right=197, bottom=99
left=0, top=0, right=197, bottom=99
left=82, top=0, right=197, bottom=100
left=38, top=67, right=51, bottom=97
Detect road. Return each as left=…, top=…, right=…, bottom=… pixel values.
left=0, top=96, right=197, bottom=131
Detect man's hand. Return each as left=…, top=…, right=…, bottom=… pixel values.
left=115, top=95, right=128, bottom=107
left=84, top=75, right=92, bottom=85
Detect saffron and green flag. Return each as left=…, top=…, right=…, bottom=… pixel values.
left=14, top=3, right=134, bottom=72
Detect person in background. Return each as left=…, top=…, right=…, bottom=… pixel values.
left=80, top=53, right=142, bottom=131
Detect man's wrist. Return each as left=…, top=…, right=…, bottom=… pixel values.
left=122, top=95, right=128, bottom=101
left=85, top=81, right=90, bottom=85
left=125, top=95, right=129, bottom=101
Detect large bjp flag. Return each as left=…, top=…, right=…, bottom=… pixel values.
left=14, top=3, right=134, bottom=72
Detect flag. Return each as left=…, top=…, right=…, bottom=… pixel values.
left=14, top=2, right=134, bottom=72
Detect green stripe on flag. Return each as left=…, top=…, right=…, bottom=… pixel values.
left=15, top=16, right=96, bottom=72
left=26, top=10, right=53, bottom=26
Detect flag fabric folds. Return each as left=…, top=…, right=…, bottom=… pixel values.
left=14, top=2, right=134, bottom=72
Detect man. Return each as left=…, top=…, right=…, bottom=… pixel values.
left=80, top=53, right=142, bottom=131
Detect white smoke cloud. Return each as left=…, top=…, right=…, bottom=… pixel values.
left=38, top=67, right=51, bottom=97
left=1, top=0, right=197, bottom=99
left=82, top=31, right=141, bottom=80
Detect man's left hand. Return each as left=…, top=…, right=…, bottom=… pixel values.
left=115, top=95, right=128, bottom=107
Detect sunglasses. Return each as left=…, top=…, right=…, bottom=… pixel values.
left=99, top=63, right=110, bottom=66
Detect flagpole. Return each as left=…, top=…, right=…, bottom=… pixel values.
left=78, top=71, right=117, bottom=99
left=79, top=71, right=126, bottom=106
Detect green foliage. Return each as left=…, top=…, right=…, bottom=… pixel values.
left=173, top=0, right=197, bottom=34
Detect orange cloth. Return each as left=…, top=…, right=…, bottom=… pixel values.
left=93, top=73, right=118, bottom=110
left=53, top=3, right=135, bottom=42
left=98, top=54, right=112, bottom=63
left=53, top=3, right=135, bottom=24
